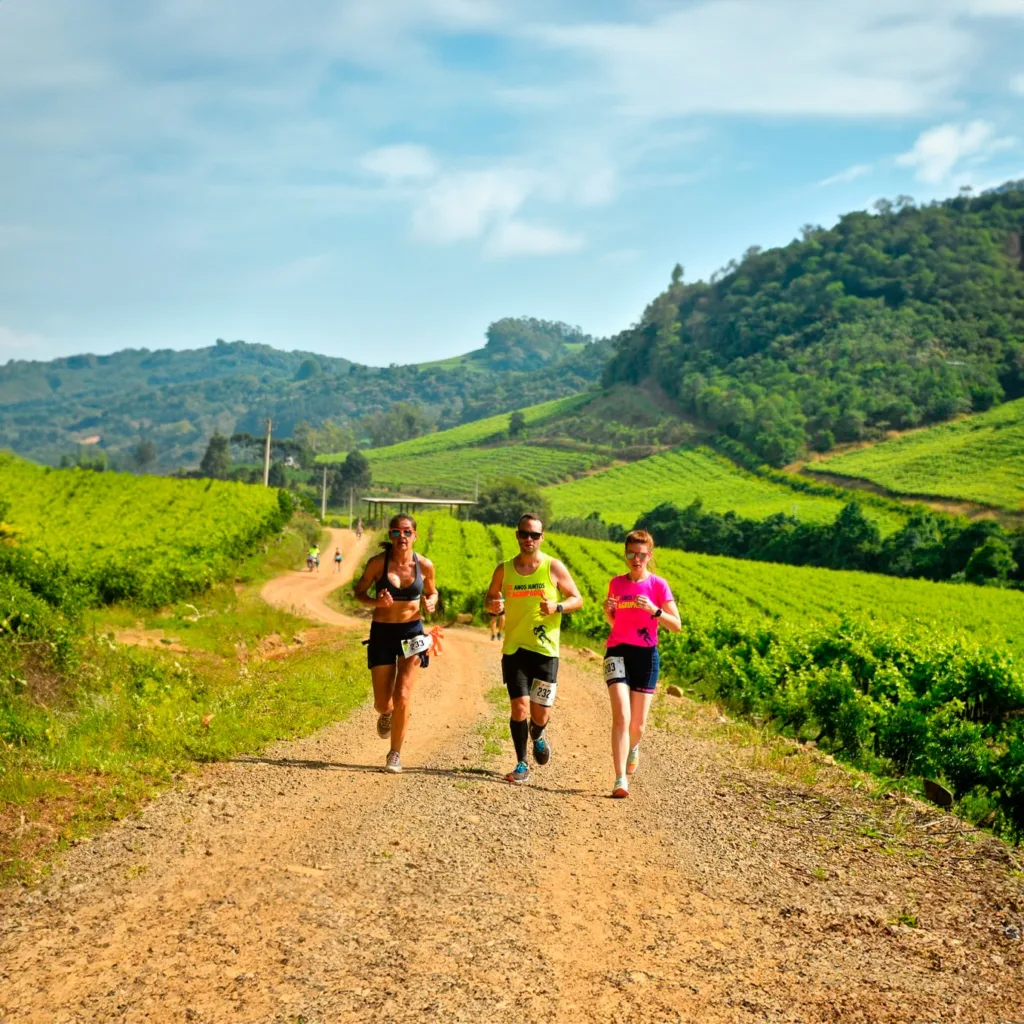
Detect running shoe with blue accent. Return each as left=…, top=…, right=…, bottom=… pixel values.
left=612, top=776, right=629, bottom=799
left=532, top=732, right=551, bottom=766
left=626, top=744, right=640, bottom=775
left=506, top=761, right=531, bottom=785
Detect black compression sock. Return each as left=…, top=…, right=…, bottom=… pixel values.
left=510, top=718, right=529, bottom=762
left=529, top=721, right=546, bottom=740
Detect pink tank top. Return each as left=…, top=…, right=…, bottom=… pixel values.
left=606, top=573, right=673, bottom=649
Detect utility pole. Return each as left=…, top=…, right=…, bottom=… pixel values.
left=349, top=487, right=353, bottom=527
left=321, top=465, right=328, bottom=521
left=263, top=418, right=272, bottom=487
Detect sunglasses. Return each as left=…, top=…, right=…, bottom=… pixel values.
left=389, top=528, right=414, bottom=538
left=517, top=530, right=542, bottom=540
left=625, top=551, right=650, bottom=560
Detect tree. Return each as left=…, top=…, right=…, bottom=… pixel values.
left=470, top=477, right=551, bottom=527
left=295, top=358, right=322, bottom=381
left=133, top=440, right=157, bottom=472
left=329, top=450, right=372, bottom=505
left=267, top=461, right=287, bottom=488
left=671, top=263, right=684, bottom=284
left=965, top=537, right=1017, bottom=584
left=508, top=410, right=526, bottom=438
left=200, top=433, right=231, bottom=479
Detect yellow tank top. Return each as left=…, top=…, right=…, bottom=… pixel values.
left=501, top=552, right=560, bottom=658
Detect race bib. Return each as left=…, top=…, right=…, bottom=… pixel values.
left=400, top=633, right=433, bottom=659
left=529, top=678, right=557, bottom=707
left=604, top=656, right=627, bottom=682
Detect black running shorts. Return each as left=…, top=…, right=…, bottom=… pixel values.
left=502, top=647, right=559, bottom=701
left=604, top=643, right=660, bottom=694
left=365, top=620, right=427, bottom=669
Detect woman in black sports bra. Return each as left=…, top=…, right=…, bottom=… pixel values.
left=353, top=513, right=438, bottom=774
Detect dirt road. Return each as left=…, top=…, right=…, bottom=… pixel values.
left=2, top=530, right=1023, bottom=1022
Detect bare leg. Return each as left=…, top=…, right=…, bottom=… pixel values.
left=510, top=695, right=529, bottom=723
left=609, top=683, right=631, bottom=778
left=629, top=690, right=655, bottom=752
left=371, top=664, right=397, bottom=716
left=389, top=655, right=420, bottom=753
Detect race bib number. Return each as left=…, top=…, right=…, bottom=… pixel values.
left=604, top=656, right=627, bottom=682
left=400, top=633, right=433, bottom=659
left=529, top=678, right=557, bottom=707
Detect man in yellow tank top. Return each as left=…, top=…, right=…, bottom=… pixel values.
left=485, top=512, right=583, bottom=784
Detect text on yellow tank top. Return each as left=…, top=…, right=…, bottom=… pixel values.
left=501, top=552, right=560, bottom=657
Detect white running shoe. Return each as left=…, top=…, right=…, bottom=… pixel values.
left=376, top=711, right=392, bottom=739
left=612, top=775, right=629, bottom=799
left=385, top=751, right=402, bottom=774
left=626, top=744, right=640, bottom=775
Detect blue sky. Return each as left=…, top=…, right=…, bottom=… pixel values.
left=1, top=0, right=1023, bottom=366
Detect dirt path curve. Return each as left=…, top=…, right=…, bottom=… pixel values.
left=260, top=527, right=370, bottom=628
left=3, top=534, right=1024, bottom=1022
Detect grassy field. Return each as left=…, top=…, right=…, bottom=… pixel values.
left=811, top=397, right=1024, bottom=511
left=320, top=393, right=593, bottom=463
left=1, top=525, right=370, bottom=884
left=543, top=447, right=906, bottom=532
left=0, top=452, right=289, bottom=604
left=367, top=444, right=609, bottom=496
left=543, top=533, right=1024, bottom=648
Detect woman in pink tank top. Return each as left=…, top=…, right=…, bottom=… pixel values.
left=603, top=530, right=681, bottom=798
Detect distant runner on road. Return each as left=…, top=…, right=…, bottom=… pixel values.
left=488, top=605, right=505, bottom=642
left=307, top=544, right=320, bottom=573
left=485, top=512, right=583, bottom=785
left=602, top=530, right=681, bottom=798
left=353, top=514, right=438, bottom=774
left=333, top=546, right=343, bottom=573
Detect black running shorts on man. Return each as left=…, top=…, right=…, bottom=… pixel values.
left=502, top=648, right=559, bottom=701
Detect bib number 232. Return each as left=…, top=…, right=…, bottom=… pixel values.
left=400, top=634, right=433, bottom=659
left=529, top=678, right=557, bottom=707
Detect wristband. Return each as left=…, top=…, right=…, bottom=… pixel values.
left=653, top=608, right=663, bottom=619
left=556, top=602, right=564, bottom=614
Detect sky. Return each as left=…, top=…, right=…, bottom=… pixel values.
left=1, top=0, right=1024, bottom=367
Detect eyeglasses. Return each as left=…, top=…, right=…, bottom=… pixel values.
left=625, top=551, right=650, bottom=560
left=389, top=528, right=414, bottom=538
left=517, top=530, right=542, bottom=540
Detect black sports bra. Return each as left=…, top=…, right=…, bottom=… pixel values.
left=377, top=550, right=423, bottom=602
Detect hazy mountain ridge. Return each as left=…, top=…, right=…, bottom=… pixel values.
left=0, top=331, right=610, bottom=470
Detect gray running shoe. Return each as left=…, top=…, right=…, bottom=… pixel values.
left=376, top=711, right=392, bottom=739
left=385, top=751, right=402, bottom=774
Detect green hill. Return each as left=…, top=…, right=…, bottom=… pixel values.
left=0, top=324, right=611, bottom=472
left=542, top=447, right=905, bottom=532
left=810, top=396, right=1024, bottom=511
left=604, top=183, right=1024, bottom=467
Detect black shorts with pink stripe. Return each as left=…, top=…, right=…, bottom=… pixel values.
left=604, top=643, right=660, bottom=694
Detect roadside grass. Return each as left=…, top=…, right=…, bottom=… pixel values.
left=1, top=523, right=370, bottom=887
left=474, top=684, right=510, bottom=762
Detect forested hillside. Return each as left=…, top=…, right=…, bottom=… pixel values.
left=605, top=183, right=1024, bottom=466
left=0, top=324, right=610, bottom=471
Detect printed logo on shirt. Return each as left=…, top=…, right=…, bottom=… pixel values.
left=507, top=584, right=546, bottom=599
left=637, top=625, right=655, bottom=647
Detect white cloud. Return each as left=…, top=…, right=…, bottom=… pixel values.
left=411, top=169, right=534, bottom=243
left=819, top=163, right=874, bottom=186
left=532, top=1, right=975, bottom=119
left=1012, top=73, right=1024, bottom=94
left=484, top=219, right=583, bottom=259
left=968, top=0, right=1024, bottom=15
left=361, top=145, right=438, bottom=182
left=896, top=120, right=1015, bottom=181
